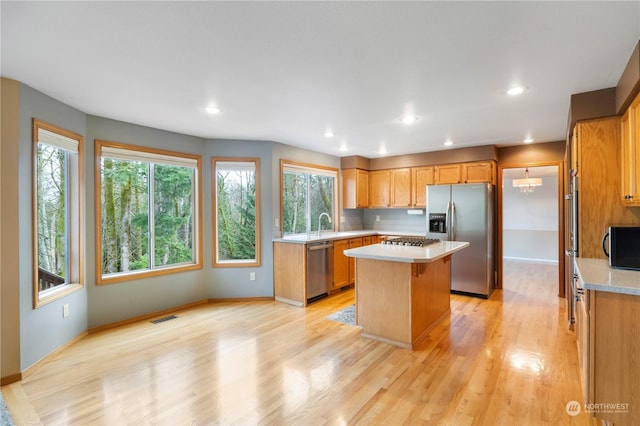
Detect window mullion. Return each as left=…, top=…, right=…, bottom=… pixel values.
left=149, top=163, right=155, bottom=270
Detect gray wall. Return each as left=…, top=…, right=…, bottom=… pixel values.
left=204, top=139, right=275, bottom=298
left=85, top=116, right=208, bottom=328
left=363, top=209, right=427, bottom=234
left=17, top=83, right=89, bottom=369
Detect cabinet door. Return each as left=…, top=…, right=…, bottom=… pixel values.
left=412, top=166, right=434, bottom=207
left=343, top=169, right=370, bottom=209
left=463, top=161, right=495, bottom=184
left=333, top=239, right=350, bottom=289
left=435, top=164, right=461, bottom=184
left=348, top=237, right=363, bottom=284
left=371, top=235, right=381, bottom=244
left=369, top=170, right=391, bottom=207
left=356, top=169, right=370, bottom=208
left=576, top=286, right=591, bottom=405
left=362, top=236, right=372, bottom=246
left=391, top=168, right=412, bottom=207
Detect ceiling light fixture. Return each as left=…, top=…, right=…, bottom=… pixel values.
left=339, top=143, right=348, bottom=152
left=324, top=130, right=335, bottom=138
left=507, top=86, right=525, bottom=96
left=444, top=140, right=454, bottom=147
left=523, top=137, right=534, bottom=144
left=401, top=115, right=419, bottom=125
left=205, top=106, right=222, bottom=115
left=512, top=168, right=542, bottom=193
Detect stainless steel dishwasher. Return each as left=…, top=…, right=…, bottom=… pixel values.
left=306, top=241, right=333, bottom=303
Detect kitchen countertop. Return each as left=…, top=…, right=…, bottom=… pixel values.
left=343, top=241, right=469, bottom=263
left=575, top=258, right=640, bottom=296
left=272, top=230, right=425, bottom=244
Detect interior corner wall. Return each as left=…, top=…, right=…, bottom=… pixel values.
left=85, top=116, right=209, bottom=328
left=204, top=139, right=275, bottom=298
left=497, top=140, right=565, bottom=165
left=1, top=78, right=22, bottom=380
left=14, top=82, right=90, bottom=370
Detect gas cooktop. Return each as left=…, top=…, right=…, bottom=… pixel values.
left=381, top=237, right=441, bottom=247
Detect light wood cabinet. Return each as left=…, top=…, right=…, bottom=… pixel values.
left=342, top=169, right=369, bottom=208
left=435, top=164, right=462, bottom=184
left=411, top=166, right=434, bottom=207
left=391, top=168, right=412, bottom=207
left=573, top=117, right=640, bottom=258
left=333, top=237, right=364, bottom=289
left=621, top=92, right=640, bottom=205
left=463, top=161, right=495, bottom=184
left=575, top=282, right=592, bottom=405
left=369, top=170, right=391, bottom=208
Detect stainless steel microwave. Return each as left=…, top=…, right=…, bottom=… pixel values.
left=602, top=226, right=640, bottom=270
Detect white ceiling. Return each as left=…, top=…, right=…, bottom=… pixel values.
left=2, top=1, right=639, bottom=158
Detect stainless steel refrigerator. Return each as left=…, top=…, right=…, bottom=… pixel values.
left=426, top=183, right=496, bottom=298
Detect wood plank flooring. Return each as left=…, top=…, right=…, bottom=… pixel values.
left=2, top=260, right=595, bottom=425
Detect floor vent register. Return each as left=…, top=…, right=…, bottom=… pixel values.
left=150, top=315, right=178, bottom=324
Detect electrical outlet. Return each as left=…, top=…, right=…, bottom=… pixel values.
left=63, top=304, right=69, bottom=318
left=250, top=272, right=256, bottom=281
left=274, top=218, right=279, bottom=228
left=376, top=215, right=380, bottom=222
left=340, top=216, right=345, bottom=223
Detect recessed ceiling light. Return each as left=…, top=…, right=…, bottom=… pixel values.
left=523, top=137, right=534, bottom=144
left=324, top=130, right=335, bottom=138
left=401, top=115, right=419, bottom=125
left=444, top=140, right=454, bottom=147
left=339, top=144, right=348, bottom=152
left=507, top=86, right=525, bottom=96
left=205, top=106, right=222, bottom=115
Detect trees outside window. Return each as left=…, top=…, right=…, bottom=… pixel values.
left=213, top=158, right=260, bottom=267
left=33, top=119, right=83, bottom=308
left=281, top=161, right=337, bottom=235
left=96, top=141, right=202, bottom=283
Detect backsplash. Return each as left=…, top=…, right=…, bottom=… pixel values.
left=340, top=209, right=425, bottom=234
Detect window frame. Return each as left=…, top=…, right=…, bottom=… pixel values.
left=212, top=157, right=261, bottom=268
left=95, top=140, right=203, bottom=284
left=32, top=119, right=84, bottom=308
left=279, top=159, right=339, bottom=236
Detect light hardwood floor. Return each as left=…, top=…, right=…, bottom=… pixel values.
left=3, top=260, right=595, bottom=425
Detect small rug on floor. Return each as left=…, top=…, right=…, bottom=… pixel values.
left=1, top=390, right=15, bottom=426
left=327, top=304, right=356, bottom=326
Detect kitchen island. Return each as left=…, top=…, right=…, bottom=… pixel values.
left=344, top=241, right=469, bottom=349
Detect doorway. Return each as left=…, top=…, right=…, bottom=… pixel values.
left=498, top=163, right=564, bottom=297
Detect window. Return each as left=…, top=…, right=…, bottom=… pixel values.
left=32, top=119, right=83, bottom=308
left=213, top=158, right=260, bottom=267
left=96, top=141, right=202, bottom=283
left=281, top=160, right=338, bottom=235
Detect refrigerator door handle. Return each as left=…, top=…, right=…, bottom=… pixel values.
left=451, top=201, right=456, bottom=241
left=446, top=201, right=452, bottom=240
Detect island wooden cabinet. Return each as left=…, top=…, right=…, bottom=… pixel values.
left=342, top=169, right=369, bottom=208
left=621, top=92, right=640, bottom=205
left=411, top=166, right=434, bottom=207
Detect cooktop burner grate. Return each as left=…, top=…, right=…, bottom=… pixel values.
left=381, top=237, right=441, bottom=247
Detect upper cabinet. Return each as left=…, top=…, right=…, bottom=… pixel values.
left=369, top=170, right=391, bottom=207
left=343, top=169, right=369, bottom=209
left=463, top=161, right=495, bottom=184
left=391, top=168, right=412, bottom=207
left=412, top=166, right=434, bottom=207
left=435, top=161, right=496, bottom=185
left=435, top=164, right=462, bottom=184
left=621, top=92, right=640, bottom=205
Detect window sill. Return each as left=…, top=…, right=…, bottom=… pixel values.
left=35, top=283, right=83, bottom=309
left=97, top=263, right=203, bottom=285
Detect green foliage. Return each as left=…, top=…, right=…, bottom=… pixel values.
left=100, top=158, right=194, bottom=275
left=216, top=168, right=256, bottom=261
left=282, top=170, right=334, bottom=235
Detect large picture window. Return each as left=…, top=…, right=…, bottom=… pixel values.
left=281, top=160, right=338, bottom=235
left=33, top=119, right=84, bottom=308
left=213, top=158, right=260, bottom=267
left=96, top=141, right=202, bottom=283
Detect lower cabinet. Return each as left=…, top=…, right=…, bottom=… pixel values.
left=575, top=274, right=640, bottom=425
left=333, top=237, right=367, bottom=289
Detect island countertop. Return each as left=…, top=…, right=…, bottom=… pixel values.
left=344, top=241, right=469, bottom=263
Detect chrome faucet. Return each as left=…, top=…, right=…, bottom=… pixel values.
left=317, top=212, right=332, bottom=236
